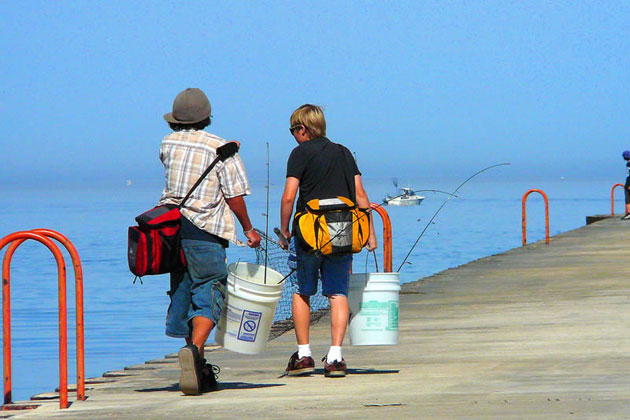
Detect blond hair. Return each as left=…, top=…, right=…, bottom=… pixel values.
left=290, top=104, right=326, bottom=138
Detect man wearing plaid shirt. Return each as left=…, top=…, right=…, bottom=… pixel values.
left=159, top=88, right=261, bottom=395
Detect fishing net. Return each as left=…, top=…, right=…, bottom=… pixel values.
left=254, top=229, right=329, bottom=324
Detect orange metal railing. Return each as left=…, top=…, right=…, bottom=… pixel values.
left=1, top=230, right=85, bottom=410
left=611, top=183, right=625, bottom=216
left=370, top=203, right=392, bottom=272
left=522, top=189, right=550, bottom=246
left=32, top=229, right=85, bottom=402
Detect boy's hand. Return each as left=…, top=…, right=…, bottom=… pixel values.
left=279, top=228, right=291, bottom=250
left=367, top=235, right=378, bottom=252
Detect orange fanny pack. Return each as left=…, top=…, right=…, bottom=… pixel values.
left=294, top=196, right=370, bottom=255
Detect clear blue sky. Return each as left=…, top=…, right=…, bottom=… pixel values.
left=2, top=1, right=629, bottom=187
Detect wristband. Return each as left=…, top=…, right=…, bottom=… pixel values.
left=243, top=228, right=255, bottom=235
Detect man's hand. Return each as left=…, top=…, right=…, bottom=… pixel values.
left=245, top=229, right=261, bottom=248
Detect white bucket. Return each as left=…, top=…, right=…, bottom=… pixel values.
left=215, top=262, right=284, bottom=354
left=348, top=272, right=400, bottom=346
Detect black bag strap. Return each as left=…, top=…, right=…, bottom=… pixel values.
left=337, top=144, right=356, bottom=203
left=179, top=142, right=239, bottom=208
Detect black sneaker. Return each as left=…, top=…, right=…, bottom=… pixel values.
left=178, top=344, right=202, bottom=395
left=285, top=351, right=315, bottom=376
left=622, top=213, right=630, bottom=220
left=200, top=361, right=220, bottom=391
left=322, top=355, right=347, bottom=377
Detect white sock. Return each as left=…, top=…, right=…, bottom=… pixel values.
left=327, top=346, right=342, bottom=362
left=297, top=344, right=311, bottom=359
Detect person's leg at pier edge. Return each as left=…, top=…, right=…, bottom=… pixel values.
left=321, top=253, right=352, bottom=365
left=293, top=293, right=311, bottom=346
left=185, top=316, right=214, bottom=360
left=329, top=294, right=349, bottom=348
left=186, top=239, right=226, bottom=357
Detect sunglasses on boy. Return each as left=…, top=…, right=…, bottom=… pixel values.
left=289, top=124, right=304, bottom=134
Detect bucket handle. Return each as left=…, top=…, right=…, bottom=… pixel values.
left=231, top=261, right=242, bottom=294
left=228, top=282, right=283, bottom=297
left=229, top=262, right=284, bottom=295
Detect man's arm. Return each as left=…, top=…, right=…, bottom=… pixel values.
left=225, top=195, right=261, bottom=248
left=279, top=177, right=300, bottom=249
left=355, top=174, right=378, bottom=251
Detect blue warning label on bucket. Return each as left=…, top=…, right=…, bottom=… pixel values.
left=237, top=310, right=262, bottom=342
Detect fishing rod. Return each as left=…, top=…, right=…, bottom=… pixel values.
left=264, top=142, right=270, bottom=284
left=414, top=189, right=459, bottom=197
left=389, top=179, right=456, bottom=196
left=396, top=162, right=510, bottom=272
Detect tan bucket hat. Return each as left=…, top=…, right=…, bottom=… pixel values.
left=163, top=88, right=211, bottom=124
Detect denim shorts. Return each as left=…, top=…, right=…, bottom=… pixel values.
left=295, top=240, right=352, bottom=297
left=165, top=239, right=227, bottom=338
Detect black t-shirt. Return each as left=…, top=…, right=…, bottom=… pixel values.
left=286, top=137, right=361, bottom=212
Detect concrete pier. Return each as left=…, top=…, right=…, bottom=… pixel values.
left=6, top=217, right=630, bottom=419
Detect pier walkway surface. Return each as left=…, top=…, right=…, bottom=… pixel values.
left=5, top=217, right=630, bottom=419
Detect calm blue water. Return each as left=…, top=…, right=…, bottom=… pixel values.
left=0, top=176, right=618, bottom=401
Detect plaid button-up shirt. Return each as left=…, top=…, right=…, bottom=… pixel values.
left=158, top=129, right=251, bottom=245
